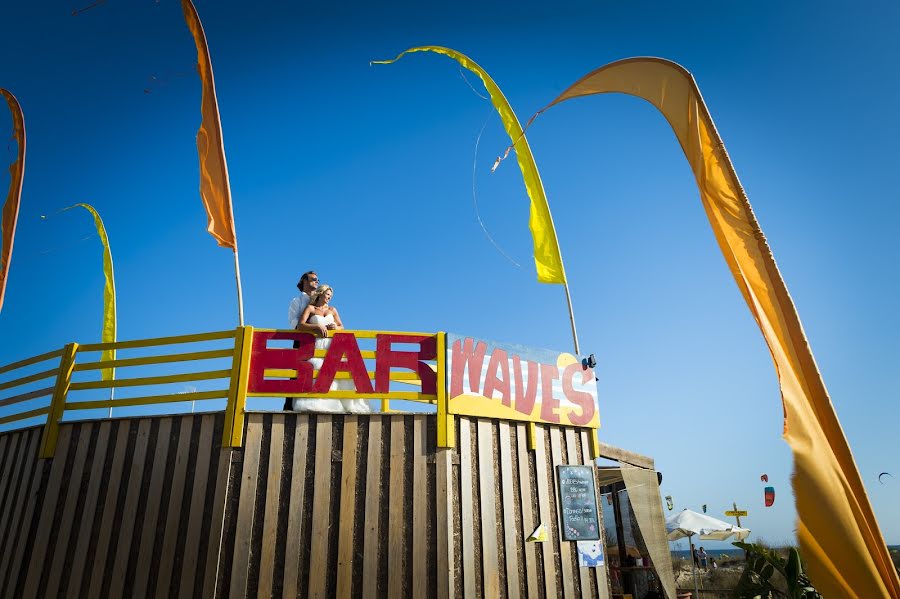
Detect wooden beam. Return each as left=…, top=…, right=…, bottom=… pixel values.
left=596, top=442, right=654, bottom=469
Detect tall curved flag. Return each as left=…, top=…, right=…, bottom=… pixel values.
left=372, top=47, right=566, bottom=285
left=63, top=203, right=116, bottom=381
left=536, top=57, right=900, bottom=598
left=0, top=89, right=25, bottom=315
left=181, top=0, right=236, bottom=250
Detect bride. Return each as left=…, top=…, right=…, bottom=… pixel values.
left=291, top=284, right=371, bottom=414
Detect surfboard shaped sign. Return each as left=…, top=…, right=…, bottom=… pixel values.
left=447, top=333, right=599, bottom=428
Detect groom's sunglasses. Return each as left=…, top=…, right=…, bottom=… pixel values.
left=308, top=278, right=319, bottom=283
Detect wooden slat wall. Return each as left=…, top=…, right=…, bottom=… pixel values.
left=0, top=413, right=612, bottom=598
left=218, top=413, right=440, bottom=599
left=0, top=414, right=228, bottom=599
left=452, top=417, right=609, bottom=599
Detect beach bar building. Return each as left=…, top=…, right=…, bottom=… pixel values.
left=0, top=325, right=675, bottom=598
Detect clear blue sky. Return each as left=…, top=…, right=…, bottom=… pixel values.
left=1, top=0, right=898, bottom=547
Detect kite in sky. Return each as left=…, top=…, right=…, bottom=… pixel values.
left=761, top=474, right=768, bottom=483
left=764, top=486, right=775, bottom=507
left=878, top=472, right=893, bottom=484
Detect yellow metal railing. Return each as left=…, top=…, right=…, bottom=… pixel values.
left=0, top=348, right=63, bottom=429
left=0, top=326, right=453, bottom=458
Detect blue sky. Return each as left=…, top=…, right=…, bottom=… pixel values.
left=1, top=0, right=898, bottom=547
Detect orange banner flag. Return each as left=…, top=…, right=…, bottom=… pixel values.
left=537, top=57, right=899, bottom=598
left=181, top=0, right=237, bottom=250
left=0, top=89, right=25, bottom=314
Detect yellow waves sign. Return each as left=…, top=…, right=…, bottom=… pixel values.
left=447, top=333, right=600, bottom=429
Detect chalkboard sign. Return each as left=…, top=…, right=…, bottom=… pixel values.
left=556, top=465, right=601, bottom=541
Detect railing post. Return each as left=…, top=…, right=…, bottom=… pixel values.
left=38, top=342, right=78, bottom=459
left=435, top=332, right=454, bottom=448
left=223, top=326, right=253, bottom=448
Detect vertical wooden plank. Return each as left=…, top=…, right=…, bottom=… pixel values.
left=0, top=433, right=20, bottom=569
left=307, top=416, right=334, bottom=599
left=411, top=416, right=428, bottom=598
left=0, top=431, right=41, bottom=594
left=498, top=422, right=521, bottom=598
left=565, top=428, right=593, bottom=599
left=515, top=424, right=539, bottom=599
left=282, top=415, right=310, bottom=599
left=335, top=416, right=359, bottom=599
left=200, top=442, right=235, bottom=599
left=458, top=418, right=476, bottom=599
left=0, top=430, right=39, bottom=591
left=65, top=422, right=112, bottom=598
left=532, top=425, right=558, bottom=599
left=156, top=415, right=197, bottom=599
left=21, top=425, right=74, bottom=599
left=361, top=417, right=383, bottom=599
left=86, top=421, right=132, bottom=599
left=0, top=435, right=15, bottom=517
left=176, top=414, right=215, bottom=599
left=387, top=417, right=406, bottom=598
left=131, top=418, right=174, bottom=597
left=42, top=424, right=94, bottom=599
left=0, top=433, right=21, bottom=591
left=107, top=418, right=153, bottom=599
left=435, top=445, right=455, bottom=599
left=229, top=414, right=264, bottom=599
left=477, top=420, right=500, bottom=598
left=258, top=414, right=285, bottom=599
left=581, top=430, right=609, bottom=599
left=549, top=427, right=575, bottom=599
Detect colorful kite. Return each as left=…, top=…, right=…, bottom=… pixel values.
left=764, top=486, right=775, bottom=507
left=0, top=89, right=25, bottom=315
left=665, top=495, right=673, bottom=511
left=761, top=474, right=768, bottom=483
left=526, top=57, right=900, bottom=597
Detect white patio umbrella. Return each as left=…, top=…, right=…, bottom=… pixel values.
left=665, top=509, right=751, bottom=598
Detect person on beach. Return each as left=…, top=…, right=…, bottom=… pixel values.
left=288, top=270, right=323, bottom=334
left=692, top=545, right=700, bottom=569
left=699, top=547, right=708, bottom=571
left=291, top=284, right=371, bottom=414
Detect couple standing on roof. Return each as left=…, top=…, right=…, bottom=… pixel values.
left=282, top=270, right=371, bottom=414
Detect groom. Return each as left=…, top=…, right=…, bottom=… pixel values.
left=288, top=270, right=318, bottom=332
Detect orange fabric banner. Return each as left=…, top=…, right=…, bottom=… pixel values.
left=539, top=57, right=899, bottom=598
left=181, top=0, right=237, bottom=250
left=0, top=89, right=25, bottom=314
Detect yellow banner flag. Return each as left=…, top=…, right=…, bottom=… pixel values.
left=0, top=89, right=25, bottom=314
left=181, top=0, right=237, bottom=250
left=373, top=47, right=567, bottom=285
left=539, top=57, right=899, bottom=598
left=63, top=203, right=117, bottom=381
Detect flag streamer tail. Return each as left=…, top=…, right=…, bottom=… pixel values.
left=182, top=0, right=243, bottom=326
left=62, top=203, right=117, bottom=381
left=372, top=46, right=567, bottom=286
left=0, top=89, right=26, bottom=315
left=534, top=56, right=899, bottom=598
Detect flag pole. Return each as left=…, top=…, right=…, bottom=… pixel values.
left=563, top=281, right=580, bottom=355
left=233, top=248, right=244, bottom=326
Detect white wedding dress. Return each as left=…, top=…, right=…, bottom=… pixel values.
left=292, top=314, right=372, bottom=414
